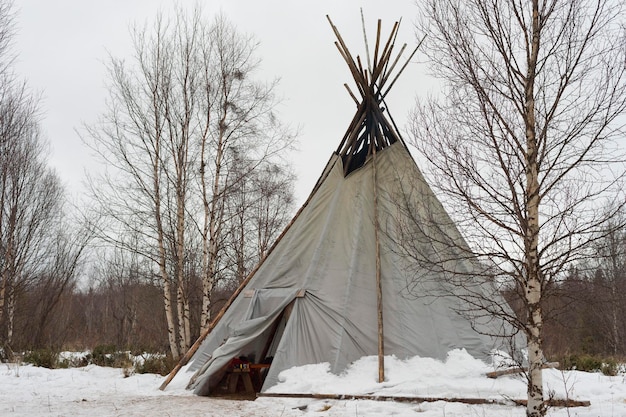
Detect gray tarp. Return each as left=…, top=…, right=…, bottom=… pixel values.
left=188, top=288, right=300, bottom=395
left=180, top=142, right=517, bottom=395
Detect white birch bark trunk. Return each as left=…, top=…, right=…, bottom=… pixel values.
left=176, top=188, right=190, bottom=353
left=153, top=136, right=180, bottom=359
left=161, top=277, right=179, bottom=359
left=200, top=109, right=227, bottom=331
left=525, top=2, right=545, bottom=415
left=183, top=296, right=191, bottom=349
left=200, top=162, right=222, bottom=331
left=176, top=285, right=185, bottom=353
left=0, top=232, right=15, bottom=348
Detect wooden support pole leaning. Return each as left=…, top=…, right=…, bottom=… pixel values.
left=360, top=8, right=372, bottom=73
left=336, top=100, right=367, bottom=154
left=327, top=16, right=368, bottom=90
left=370, top=21, right=399, bottom=83
left=381, top=34, right=425, bottom=100
left=373, top=19, right=382, bottom=69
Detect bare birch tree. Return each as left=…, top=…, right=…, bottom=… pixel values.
left=0, top=81, right=64, bottom=355
left=195, top=15, right=296, bottom=331
left=84, top=13, right=188, bottom=359
left=409, top=1, right=626, bottom=415
left=84, top=7, right=295, bottom=358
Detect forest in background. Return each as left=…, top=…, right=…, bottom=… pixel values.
left=7, top=256, right=626, bottom=363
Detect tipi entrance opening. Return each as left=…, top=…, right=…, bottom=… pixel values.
left=204, top=289, right=302, bottom=397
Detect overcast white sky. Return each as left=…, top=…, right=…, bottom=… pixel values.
left=15, top=0, right=432, bottom=205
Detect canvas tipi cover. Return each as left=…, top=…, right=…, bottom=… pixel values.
left=164, top=18, right=516, bottom=396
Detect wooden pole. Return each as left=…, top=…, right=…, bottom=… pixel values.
left=370, top=21, right=399, bottom=83
left=381, top=35, right=425, bottom=100
left=372, top=129, right=384, bottom=384
left=360, top=8, right=372, bottom=73
left=373, top=19, right=382, bottom=69
left=327, top=16, right=368, bottom=90
left=257, top=393, right=591, bottom=408
left=485, top=362, right=560, bottom=379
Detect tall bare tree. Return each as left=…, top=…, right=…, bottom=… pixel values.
left=410, top=1, right=626, bottom=415
left=195, top=15, right=296, bottom=331
left=19, top=217, right=92, bottom=349
left=0, top=85, right=64, bottom=351
left=0, top=0, right=92, bottom=354
left=584, top=214, right=626, bottom=355
left=84, top=7, right=295, bottom=359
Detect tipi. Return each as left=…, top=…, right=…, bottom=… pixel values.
left=161, top=17, right=515, bottom=396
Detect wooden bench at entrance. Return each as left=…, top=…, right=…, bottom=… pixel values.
left=226, top=363, right=271, bottom=394
left=227, top=368, right=254, bottom=393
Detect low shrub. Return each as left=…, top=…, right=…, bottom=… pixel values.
left=135, top=353, right=176, bottom=376
left=87, top=344, right=133, bottom=369
left=23, top=349, right=58, bottom=369
left=58, top=352, right=89, bottom=368
left=560, top=353, right=621, bottom=376
left=600, top=359, right=619, bottom=376
left=22, top=346, right=173, bottom=375
left=88, top=344, right=116, bottom=366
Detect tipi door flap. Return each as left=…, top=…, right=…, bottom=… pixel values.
left=189, top=289, right=301, bottom=395
left=258, top=298, right=297, bottom=362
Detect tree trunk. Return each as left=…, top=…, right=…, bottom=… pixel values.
left=199, top=132, right=211, bottom=330
left=177, top=283, right=190, bottom=353
left=610, top=260, right=619, bottom=356
left=200, top=110, right=227, bottom=331
left=611, top=286, right=618, bottom=355
left=201, top=205, right=220, bottom=330
left=526, top=285, right=545, bottom=416
left=183, top=296, right=190, bottom=348
left=0, top=212, right=15, bottom=345
left=161, top=278, right=179, bottom=359
left=6, top=283, right=15, bottom=346
left=525, top=2, right=545, bottom=415
left=0, top=270, right=6, bottom=339
left=153, top=138, right=180, bottom=359
left=609, top=231, right=620, bottom=355
left=175, top=155, right=190, bottom=352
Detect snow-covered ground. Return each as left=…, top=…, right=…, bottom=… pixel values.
left=1, top=349, right=624, bottom=416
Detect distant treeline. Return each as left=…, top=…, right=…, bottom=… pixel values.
left=5, top=262, right=624, bottom=362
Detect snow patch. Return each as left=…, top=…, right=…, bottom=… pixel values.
left=1, top=349, right=626, bottom=416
